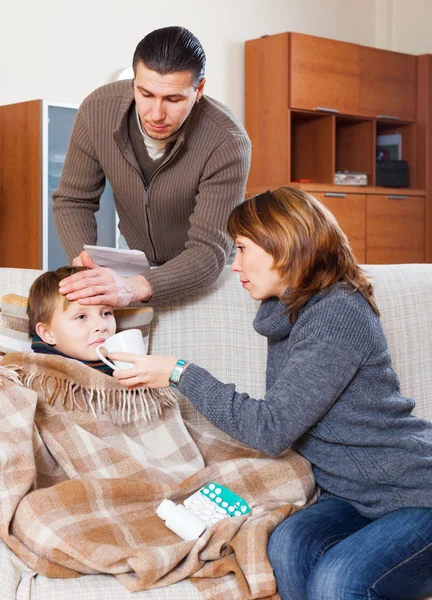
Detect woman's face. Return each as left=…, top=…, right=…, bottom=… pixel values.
left=231, top=236, right=287, bottom=300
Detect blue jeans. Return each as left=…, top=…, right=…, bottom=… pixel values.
left=267, top=498, right=432, bottom=600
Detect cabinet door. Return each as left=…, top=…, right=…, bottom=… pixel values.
left=0, top=100, right=43, bottom=268
left=313, top=192, right=366, bottom=263
left=359, top=48, right=417, bottom=121
left=290, top=33, right=360, bottom=115
left=366, top=194, right=425, bottom=263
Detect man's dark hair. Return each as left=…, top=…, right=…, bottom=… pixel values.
left=132, top=26, right=206, bottom=88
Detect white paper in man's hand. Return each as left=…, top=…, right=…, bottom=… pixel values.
left=83, top=245, right=150, bottom=277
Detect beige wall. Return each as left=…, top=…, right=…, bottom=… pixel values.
left=0, top=0, right=376, bottom=121
left=375, top=0, right=432, bottom=54
left=0, top=0, right=431, bottom=122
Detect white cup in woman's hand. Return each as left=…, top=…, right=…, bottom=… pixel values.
left=96, top=329, right=146, bottom=370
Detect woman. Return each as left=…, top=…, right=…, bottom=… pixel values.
left=110, top=187, right=432, bottom=600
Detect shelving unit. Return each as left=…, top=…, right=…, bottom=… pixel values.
left=245, top=32, right=431, bottom=264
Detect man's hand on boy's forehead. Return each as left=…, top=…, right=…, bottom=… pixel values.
left=59, top=266, right=153, bottom=307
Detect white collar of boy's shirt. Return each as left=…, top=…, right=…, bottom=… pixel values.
left=135, top=106, right=180, bottom=161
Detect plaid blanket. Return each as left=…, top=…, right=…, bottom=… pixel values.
left=0, top=354, right=317, bottom=599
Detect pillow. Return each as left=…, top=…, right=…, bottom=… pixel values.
left=0, top=294, right=154, bottom=355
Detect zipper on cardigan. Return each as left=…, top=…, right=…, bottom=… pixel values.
left=122, top=138, right=184, bottom=262
left=142, top=184, right=156, bottom=261
left=142, top=141, right=183, bottom=261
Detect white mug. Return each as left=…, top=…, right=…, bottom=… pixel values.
left=96, top=328, right=146, bottom=370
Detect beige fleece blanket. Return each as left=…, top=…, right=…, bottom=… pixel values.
left=0, top=353, right=317, bottom=599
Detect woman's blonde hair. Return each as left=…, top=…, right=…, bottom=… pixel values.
left=27, top=266, right=89, bottom=336
left=227, top=187, right=379, bottom=320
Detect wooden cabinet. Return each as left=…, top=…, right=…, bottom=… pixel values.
left=308, top=188, right=425, bottom=264
left=313, top=192, right=366, bottom=263
left=0, top=101, right=42, bottom=269
left=366, top=194, right=425, bottom=263
left=359, top=47, right=417, bottom=121
left=0, top=100, right=117, bottom=269
left=245, top=31, right=431, bottom=264
left=290, top=33, right=360, bottom=115
left=288, top=33, right=416, bottom=121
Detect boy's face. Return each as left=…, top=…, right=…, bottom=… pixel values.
left=37, top=299, right=116, bottom=361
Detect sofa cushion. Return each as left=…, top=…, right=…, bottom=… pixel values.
left=364, top=264, right=432, bottom=421
left=29, top=573, right=201, bottom=600
left=0, top=538, right=201, bottom=600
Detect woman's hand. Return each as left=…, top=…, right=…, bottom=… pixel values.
left=110, top=353, right=179, bottom=388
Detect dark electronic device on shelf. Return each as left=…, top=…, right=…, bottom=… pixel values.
left=376, top=160, right=409, bottom=188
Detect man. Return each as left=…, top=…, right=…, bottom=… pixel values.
left=53, top=26, right=251, bottom=307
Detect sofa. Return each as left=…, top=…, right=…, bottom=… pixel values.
left=0, top=263, right=431, bottom=599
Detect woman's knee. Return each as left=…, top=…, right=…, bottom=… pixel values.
left=306, top=554, right=351, bottom=600
left=306, top=548, right=380, bottom=600
left=268, top=512, right=312, bottom=572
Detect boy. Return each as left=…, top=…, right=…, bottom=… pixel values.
left=27, top=266, right=116, bottom=374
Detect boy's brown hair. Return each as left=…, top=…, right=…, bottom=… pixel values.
left=27, top=266, right=89, bottom=336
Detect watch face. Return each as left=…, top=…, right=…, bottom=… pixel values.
left=170, top=369, right=181, bottom=383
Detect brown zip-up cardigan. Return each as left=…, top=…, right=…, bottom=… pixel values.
left=52, top=80, right=251, bottom=304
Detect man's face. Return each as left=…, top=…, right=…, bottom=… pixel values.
left=37, top=300, right=116, bottom=361
left=133, top=62, right=205, bottom=140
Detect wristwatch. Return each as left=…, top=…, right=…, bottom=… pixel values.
left=169, top=359, right=189, bottom=388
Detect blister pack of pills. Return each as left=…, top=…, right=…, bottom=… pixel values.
left=183, top=482, right=251, bottom=525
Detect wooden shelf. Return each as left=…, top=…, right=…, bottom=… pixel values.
left=291, top=111, right=334, bottom=183
left=376, top=120, right=416, bottom=187
left=335, top=116, right=375, bottom=184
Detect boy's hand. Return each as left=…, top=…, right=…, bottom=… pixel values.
left=110, top=353, right=179, bottom=389
left=59, top=252, right=153, bottom=306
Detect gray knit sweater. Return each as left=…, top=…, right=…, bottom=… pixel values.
left=178, top=284, right=432, bottom=519
left=52, top=80, right=251, bottom=304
